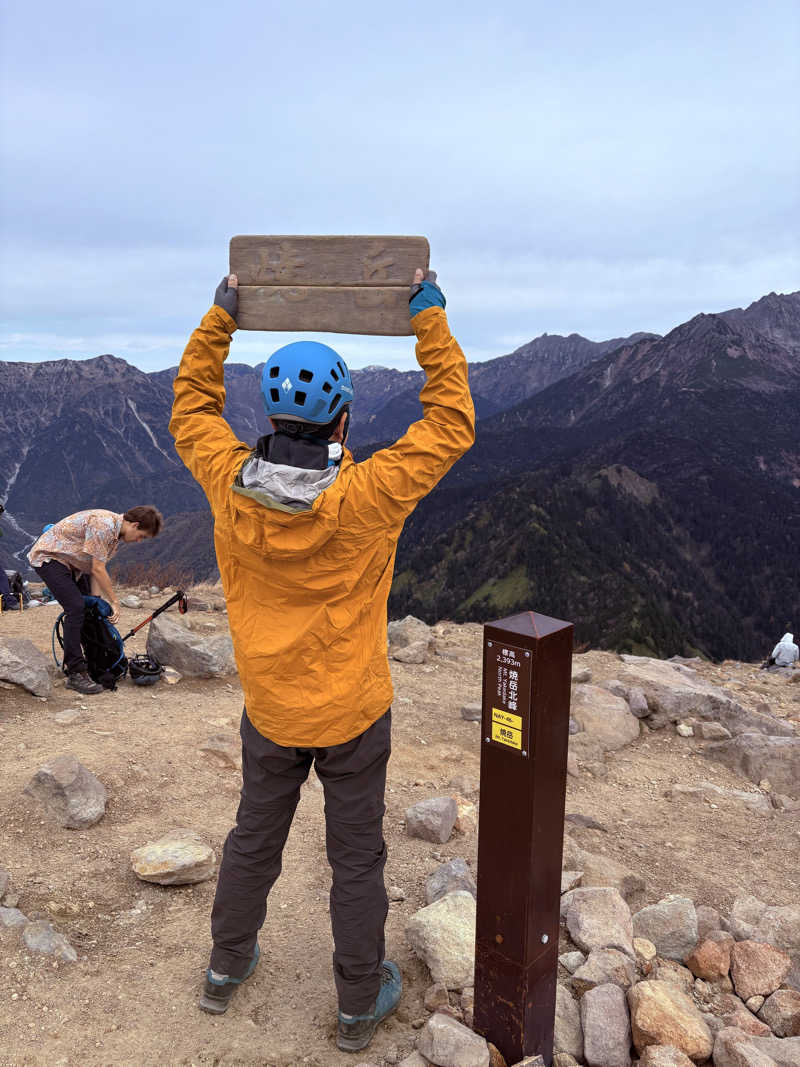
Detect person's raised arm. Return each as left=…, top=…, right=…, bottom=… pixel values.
left=353, top=267, right=475, bottom=526
left=169, top=275, right=252, bottom=511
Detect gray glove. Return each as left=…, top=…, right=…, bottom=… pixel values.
left=214, top=275, right=238, bottom=323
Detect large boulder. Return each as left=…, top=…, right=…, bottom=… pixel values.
left=23, top=754, right=107, bottom=829
left=730, top=941, right=792, bottom=1001
left=580, top=982, right=631, bottom=1067
left=146, top=615, right=236, bottom=678
left=405, top=890, right=476, bottom=990
left=616, top=657, right=795, bottom=736
left=758, top=989, right=800, bottom=1037
left=130, top=830, right=215, bottom=885
left=628, top=980, right=713, bottom=1062
left=685, top=932, right=734, bottom=981
left=633, top=896, right=698, bottom=962
left=405, top=797, right=458, bottom=844
left=0, top=637, right=52, bottom=697
left=569, top=685, right=641, bottom=751
left=555, top=984, right=584, bottom=1060
left=415, top=1012, right=489, bottom=1067
left=571, top=948, right=637, bottom=996
left=566, top=887, right=635, bottom=958
left=703, top=735, right=800, bottom=799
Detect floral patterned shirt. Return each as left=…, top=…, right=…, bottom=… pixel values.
left=28, top=509, right=123, bottom=574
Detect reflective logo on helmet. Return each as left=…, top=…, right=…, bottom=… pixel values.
left=281, top=377, right=293, bottom=393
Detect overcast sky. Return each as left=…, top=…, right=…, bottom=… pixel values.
left=1, top=0, right=798, bottom=372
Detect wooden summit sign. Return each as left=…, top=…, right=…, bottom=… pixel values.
left=229, top=235, right=430, bottom=335
left=473, top=610, right=573, bottom=1066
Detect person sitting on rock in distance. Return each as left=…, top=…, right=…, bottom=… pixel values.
left=767, top=630, right=799, bottom=670
left=27, top=506, right=163, bottom=694
left=170, top=265, right=474, bottom=1053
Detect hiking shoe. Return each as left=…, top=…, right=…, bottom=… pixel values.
left=66, top=672, right=104, bottom=695
left=199, top=944, right=260, bottom=1015
left=336, top=960, right=402, bottom=1053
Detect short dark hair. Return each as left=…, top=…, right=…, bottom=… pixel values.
left=123, top=505, right=163, bottom=536
left=271, top=405, right=350, bottom=440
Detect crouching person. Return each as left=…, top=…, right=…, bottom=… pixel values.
left=27, top=506, right=163, bottom=694
left=170, top=267, right=474, bottom=1052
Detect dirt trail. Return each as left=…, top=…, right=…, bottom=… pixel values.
left=1, top=603, right=798, bottom=1066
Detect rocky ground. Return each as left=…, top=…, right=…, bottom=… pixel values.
left=1, top=588, right=799, bottom=1067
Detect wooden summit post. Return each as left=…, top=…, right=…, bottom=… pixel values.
left=229, top=235, right=430, bottom=334
left=473, top=611, right=573, bottom=1067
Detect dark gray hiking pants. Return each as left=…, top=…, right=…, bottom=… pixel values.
left=33, top=560, right=87, bottom=673
left=210, top=708, right=391, bottom=1015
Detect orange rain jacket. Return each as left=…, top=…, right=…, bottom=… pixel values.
left=170, top=303, right=474, bottom=747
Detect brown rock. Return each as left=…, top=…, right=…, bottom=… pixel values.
left=730, top=941, right=792, bottom=1001
left=686, top=936, right=734, bottom=981
left=758, top=988, right=800, bottom=1037
left=628, top=980, right=714, bottom=1061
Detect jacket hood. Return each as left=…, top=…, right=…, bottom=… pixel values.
left=230, top=444, right=353, bottom=561
left=777, top=633, right=794, bottom=644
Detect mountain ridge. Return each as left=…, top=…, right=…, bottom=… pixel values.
left=2, top=290, right=798, bottom=660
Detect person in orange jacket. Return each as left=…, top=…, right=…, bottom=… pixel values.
left=170, top=265, right=474, bottom=1053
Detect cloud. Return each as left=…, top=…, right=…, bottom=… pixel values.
left=1, top=0, right=798, bottom=372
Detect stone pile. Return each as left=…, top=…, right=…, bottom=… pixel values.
left=398, top=794, right=799, bottom=1067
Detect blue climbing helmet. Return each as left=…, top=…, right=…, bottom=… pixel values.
left=261, top=341, right=353, bottom=424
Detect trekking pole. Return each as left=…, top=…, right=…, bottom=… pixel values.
left=118, top=589, right=188, bottom=643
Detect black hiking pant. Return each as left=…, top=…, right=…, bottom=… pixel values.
left=210, top=708, right=391, bottom=1015
left=34, top=560, right=89, bottom=674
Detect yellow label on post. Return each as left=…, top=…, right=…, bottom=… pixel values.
left=491, top=721, right=522, bottom=749
left=492, top=708, right=522, bottom=731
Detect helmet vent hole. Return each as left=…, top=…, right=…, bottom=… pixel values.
left=337, top=362, right=345, bottom=376
left=270, top=388, right=280, bottom=402
left=328, top=393, right=341, bottom=414
left=269, top=366, right=280, bottom=378
left=330, top=368, right=339, bottom=381
left=322, top=381, right=332, bottom=393
left=298, top=369, right=313, bottom=383
left=294, top=391, right=306, bottom=406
